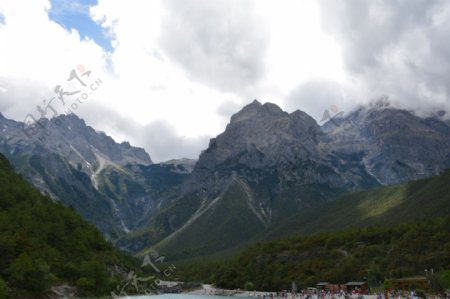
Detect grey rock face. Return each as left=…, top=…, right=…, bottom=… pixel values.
left=325, top=103, right=450, bottom=184
left=1, top=113, right=151, bottom=174
left=191, top=100, right=378, bottom=197
left=197, top=100, right=322, bottom=169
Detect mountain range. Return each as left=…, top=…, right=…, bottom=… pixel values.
left=0, top=113, right=192, bottom=236
left=1, top=99, right=450, bottom=260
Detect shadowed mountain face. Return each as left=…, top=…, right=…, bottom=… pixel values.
left=1, top=100, right=450, bottom=259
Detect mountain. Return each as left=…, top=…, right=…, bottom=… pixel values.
left=263, top=166, right=450, bottom=239
left=0, top=113, right=185, bottom=237
left=0, top=153, right=136, bottom=298
left=134, top=100, right=380, bottom=259
left=325, top=99, right=450, bottom=185
left=2, top=99, right=450, bottom=260
left=173, top=163, right=450, bottom=290
left=140, top=100, right=450, bottom=260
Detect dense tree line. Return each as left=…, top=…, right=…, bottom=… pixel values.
left=0, top=154, right=138, bottom=298
left=175, top=218, right=450, bottom=292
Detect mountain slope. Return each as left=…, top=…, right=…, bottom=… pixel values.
left=174, top=167, right=450, bottom=289
left=154, top=176, right=269, bottom=260
left=0, top=153, right=135, bottom=297
left=177, top=217, right=450, bottom=291
left=264, top=167, right=450, bottom=239
left=97, top=163, right=189, bottom=233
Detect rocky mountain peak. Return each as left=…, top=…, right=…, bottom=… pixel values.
left=195, top=101, right=325, bottom=175
left=229, top=100, right=287, bottom=124
left=0, top=112, right=152, bottom=173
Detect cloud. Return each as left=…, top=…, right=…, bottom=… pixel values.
left=0, top=0, right=108, bottom=123
left=0, top=77, right=52, bottom=120
left=285, top=79, right=356, bottom=122
left=139, top=121, right=209, bottom=162
left=160, top=0, right=268, bottom=94
left=217, top=100, right=243, bottom=119
left=4, top=0, right=450, bottom=163
left=77, top=102, right=210, bottom=162
left=0, top=0, right=226, bottom=161
left=317, top=0, right=450, bottom=113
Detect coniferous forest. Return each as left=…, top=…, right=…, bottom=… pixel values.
left=0, top=153, right=140, bottom=298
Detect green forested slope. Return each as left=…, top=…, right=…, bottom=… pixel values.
left=154, top=168, right=450, bottom=262
left=173, top=169, right=450, bottom=291
left=0, top=153, right=136, bottom=298
left=264, top=168, right=450, bottom=239
left=155, top=180, right=267, bottom=260
left=176, top=218, right=450, bottom=292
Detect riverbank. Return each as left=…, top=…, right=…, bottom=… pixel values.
left=185, top=284, right=379, bottom=299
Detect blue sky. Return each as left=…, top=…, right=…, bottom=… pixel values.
left=48, top=0, right=112, bottom=52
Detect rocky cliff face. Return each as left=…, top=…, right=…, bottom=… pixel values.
left=325, top=101, right=450, bottom=185
left=190, top=100, right=378, bottom=195
left=0, top=113, right=151, bottom=171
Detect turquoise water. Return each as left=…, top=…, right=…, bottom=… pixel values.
left=121, top=294, right=250, bottom=299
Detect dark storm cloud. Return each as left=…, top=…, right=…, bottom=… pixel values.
left=318, top=0, right=450, bottom=113
left=160, top=0, right=268, bottom=94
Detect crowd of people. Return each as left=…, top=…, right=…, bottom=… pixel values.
left=254, top=288, right=449, bottom=299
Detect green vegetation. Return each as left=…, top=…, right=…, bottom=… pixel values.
left=264, top=168, right=450, bottom=240
left=175, top=218, right=450, bottom=292
left=438, top=270, right=450, bottom=290
left=0, top=153, right=137, bottom=297
left=27, top=153, right=120, bottom=235
left=172, top=170, right=450, bottom=291
left=154, top=180, right=267, bottom=260
left=150, top=168, right=450, bottom=262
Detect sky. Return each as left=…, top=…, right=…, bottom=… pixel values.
left=1, top=0, right=450, bottom=162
